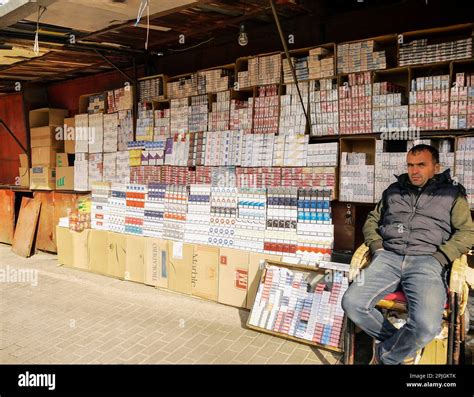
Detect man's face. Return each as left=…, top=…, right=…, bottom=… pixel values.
left=406, top=150, right=439, bottom=187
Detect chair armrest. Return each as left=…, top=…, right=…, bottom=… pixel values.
left=349, top=243, right=373, bottom=282
left=449, top=254, right=468, bottom=295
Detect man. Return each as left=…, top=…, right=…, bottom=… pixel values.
left=342, top=144, right=474, bottom=365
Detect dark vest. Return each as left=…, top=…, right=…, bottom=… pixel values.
left=379, top=169, right=462, bottom=255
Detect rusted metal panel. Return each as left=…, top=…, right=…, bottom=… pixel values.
left=0, top=189, right=15, bottom=244
left=11, top=197, right=41, bottom=258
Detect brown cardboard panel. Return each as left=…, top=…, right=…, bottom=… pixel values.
left=247, top=253, right=281, bottom=310
left=63, top=118, right=75, bottom=154
left=56, top=226, right=74, bottom=267
left=19, top=168, right=29, bottom=188
left=106, top=232, right=126, bottom=279
left=34, top=191, right=55, bottom=252
left=88, top=229, right=108, bottom=275
left=56, top=167, right=74, bottom=190
left=56, top=153, right=69, bottom=167
left=29, top=108, right=69, bottom=128
left=0, top=190, right=15, bottom=244
left=168, top=241, right=193, bottom=295
left=144, top=238, right=168, bottom=288
left=125, top=235, right=146, bottom=284
left=192, top=244, right=219, bottom=301
left=30, top=126, right=64, bottom=150
left=218, top=248, right=249, bottom=308
left=71, top=229, right=90, bottom=270
left=30, top=167, right=55, bottom=190
left=52, top=192, right=79, bottom=252
left=32, top=147, right=57, bottom=167
left=12, top=197, right=41, bottom=258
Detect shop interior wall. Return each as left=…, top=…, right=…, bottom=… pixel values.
left=0, top=93, right=27, bottom=185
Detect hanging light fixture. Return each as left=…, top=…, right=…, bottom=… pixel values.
left=238, top=24, right=248, bottom=46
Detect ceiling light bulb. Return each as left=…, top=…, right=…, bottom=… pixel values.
left=238, top=24, right=248, bottom=47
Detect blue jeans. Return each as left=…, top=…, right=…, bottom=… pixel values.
left=342, top=249, right=448, bottom=365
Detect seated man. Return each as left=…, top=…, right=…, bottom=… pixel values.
left=342, top=144, right=474, bottom=365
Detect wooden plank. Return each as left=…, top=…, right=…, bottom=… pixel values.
left=11, top=197, right=41, bottom=258
left=34, top=191, right=55, bottom=253
left=0, top=189, right=15, bottom=244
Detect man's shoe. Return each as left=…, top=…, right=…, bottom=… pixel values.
left=402, top=349, right=423, bottom=365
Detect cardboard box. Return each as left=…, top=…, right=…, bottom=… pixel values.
left=218, top=248, right=249, bottom=308
left=144, top=238, right=168, bottom=288
left=55, top=167, right=74, bottom=190
left=30, top=167, right=55, bottom=190
left=56, top=226, right=74, bottom=267
left=247, top=253, right=281, bottom=309
left=168, top=241, right=193, bottom=295
left=71, top=229, right=90, bottom=270
left=19, top=153, right=28, bottom=168
left=29, top=108, right=69, bottom=128
left=87, top=229, right=108, bottom=275
left=192, top=245, right=219, bottom=301
left=32, top=147, right=57, bottom=167
left=30, top=126, right=64, bottom=150
left=106, top=232, right=126, bottom=279
left=63, top=118, right=76, bottom=154
left=18, top=167, right=29, bottom=188
left=56, top=153, right=69, bottom=167
left=125, top=235, right=146, bottom=284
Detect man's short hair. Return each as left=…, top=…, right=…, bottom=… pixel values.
left=408, top=144, right=439, bottom=164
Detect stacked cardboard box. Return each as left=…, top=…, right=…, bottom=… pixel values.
left=107, top=87, right=133, bottom=113
left=211, top=167, right=237, bottom=187
left=103, top=113, right=118, bottom=153
left=184, top=184, right=212, bottom=245
left=372, top=82, right=409, bottom=132
left=339, top=72, right=373, bottom=134
left=199, top=68, right=232, bottom=93
left=87, top=93, right=106, bottom=114
left=142, top=141, right=165, bottom=166
left=450, top=72, right=474, bottom=129
left=208, top=91, right=230, bottom=131
left=69, top=195, right=91, bottom=232
left=91, top=182, right=110, bottom=230
left=88, top=113, right=104, bottom=154
left=307, top=142, right=339, bottom=167
left=281, top=167, right=337, bottom=193
left=236, top=167, right=282, bottom=188
left=170, top=98, right=189, bottom=134
left=194, top=166, right=212, bottom=184
left=409, top=74, right=450, bottom=130
left=279, top=83, right=309, bottom=135
left=116, top=151, right=130, bottom=184
left=340, top=152, right=374, bottom=203
left=125, top=184, right=147, bottom=235
left=455, top=137, right=474, bottom=208
left=88, top=153, right=103, bottom=186
left=74, top=114, right=89, bottom=154
left=130, top=165, right=161, bottom=185
left=154, top=108, right=171, bottom=137
left=235, top=188, right=267, bottom=252
left=189, top=95, right=209, bottom=132
left=309, top=79, right=339, bottom=136
left=296, top=222, right=334, bottom=266
left=167, top=74, right=206, bottom=99
left=253, top=85, right=279, bottom=134
left=308, top=47, right=335, bottom=79
left=163, top=185, right=188, bottom=240
left=29, top=108, right=68, bottom=190
left=337, top=40, right=386, bottom=73
left=139, top=76, right=165, bottom=102
left=256, top=54, right=281, bottom=85
left=143, top=182, right=166, bottom=238
left=55, top=152, right=74, bottom=190
left=188, top=131, right=207, bottom=166
left=204, top=131, right=243, bottom=166
left=399, top=37, right=472, bottom=66
left=74, top=153, right=89, bottom=191
left=117, top=110, right=134, bottom=151
left=136, top=104, right=154, bottom=141
left=282, top=56, right=309, bottom=83
left=374, top=140, right=406, bottom=202
left=230, top=98, right=253, bottom=133
left=63, top=117, right=75, bottom=154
